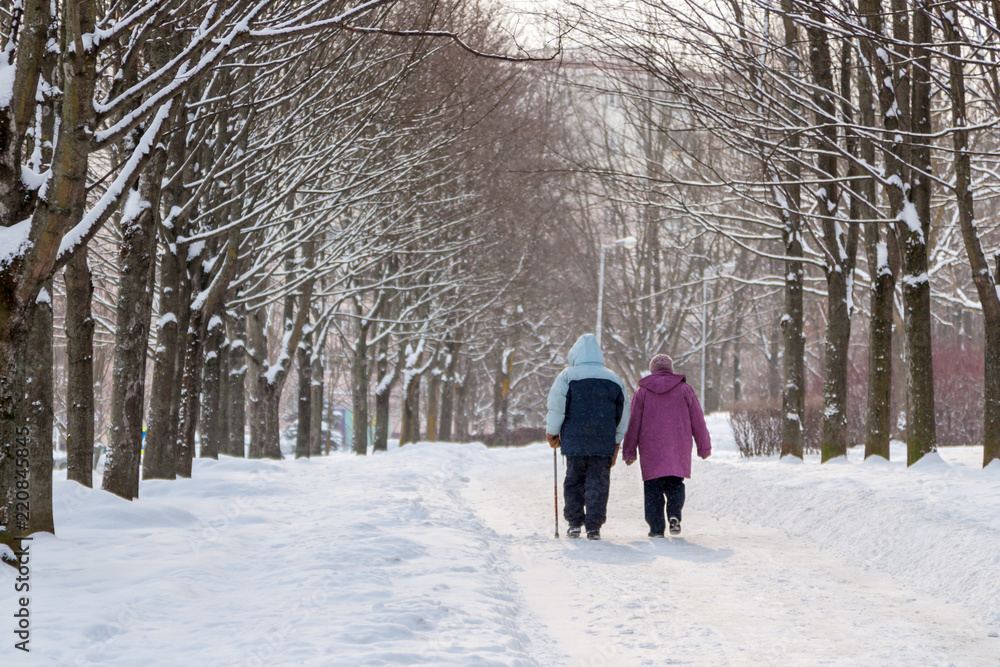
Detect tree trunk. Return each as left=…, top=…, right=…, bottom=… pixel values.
left=426, top=370, right=440, bottom=442
left=65, top=248, right=95, bottom=487
left=247, top=276, right=314, bottom=459
left=901, top=0, right=937, bottom=464
left=177, top=305, right=205, bottom=477
left=166, top=251, right=193, bottom=474
left=405, top=376, right=421, bottom=443
left=811, top=16, right=851, bottom=462
left=453, top=358, right=472, bottom=442
left=25, top=281, right=54, bottom=534
left=0, top=327, right=31, bottom=555
left=143, top=238, right=181, bottom=479
left=246, top=306, right=267, bottom=459
left=226, top=307, right=247, bottom=458
left=102, top=179, right=161, bottom=500
left=373, top=335, right=399, bottom=452
left=939, top=3, right=1000, bottom=467
left=856, top=0, right=894, bottom=460
left=216, top=336, right=230, bottom=455
left=198, top=315, right=225, bottom=459
left=779, top=0, right=805, bottom=459
left=351, top=318, right=370, bottom=456
left=1, top=0, right=92, bottom=553
left=295, top=326, right=312, bottom=459
left=438, top=341, right=459, bottom=441
left=250, top=378, right=282, bottom=459
left=400, top=344, right=423, bottom=446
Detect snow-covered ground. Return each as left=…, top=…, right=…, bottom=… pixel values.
left=2, top=416, right=999, bottom=665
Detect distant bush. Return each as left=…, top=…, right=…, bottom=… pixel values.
left=729, top=400, right=781, bottom=457
left=729, top=399, right=822, bottom=457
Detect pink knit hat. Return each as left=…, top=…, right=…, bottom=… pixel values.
left=649, top=354, right=674, bottom=373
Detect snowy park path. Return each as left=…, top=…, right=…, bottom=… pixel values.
left=4, top=416, right=999, bottom=665
left=465, top=448, right=998, bottom=666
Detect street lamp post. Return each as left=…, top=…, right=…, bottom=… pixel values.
left=596, top=236, right=638, bottom=348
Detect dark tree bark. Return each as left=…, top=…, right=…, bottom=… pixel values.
left=403, top=374, right=421, bottom=444
left=143, top=238, right=182, bottom=479
left=142, top=107, right=189, bottom=479
left=426, top=369, right=440, bottom=442
left=437, top=340, right=459, bottom=441
left=176, top=258, right=208, bottom=477
left=3, top=0, right=93, bottom=550
left=246, top=306, right=268, bottom=459
left=169, top=248, right=193, bottom=470
left=453, top=356, right=472, bottom=442
left=779, top=0, right=805, bottom=459
left=351, top=305, right=372, bottom=456
left=249, top=379, right=282, bottom=460
left=901, top=0, right=937, bottom=464
left=399, top=341, right=424, bottom=446
left=811, top=11, right=843, bottom=461
left=199, top=314, right=226, bottom=459
left=863, top=0, right=925, bottom=458
left=939, top=3, right=1000, bottom=468
left=65, top=248, right=95, bottom=487
left=226, top=307, right=247, bottom=458
left=808, top=11, right=854, bottom=462
left=102, top=174, right=163, bottom=500
left=856, top=0, right=895, bottom=460
left=25, top=281, right=54, bottom=534
left=248, top=279, right=314, bottom=459
left=373, top=338, right=401, bottom=452
left=216, top=336, right=230, bottom=455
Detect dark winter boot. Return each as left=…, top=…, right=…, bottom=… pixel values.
left=587, top=529, right=601, bottom=541
left=567, top=525, right=582, bottom=539
left=648, top=531, right=665, bottom=538
left=668, top=517, right=681, bottom=536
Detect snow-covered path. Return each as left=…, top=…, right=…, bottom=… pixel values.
left=3, top=416, right=999, bottom=665
left=467, top=448, right=997, bottom=666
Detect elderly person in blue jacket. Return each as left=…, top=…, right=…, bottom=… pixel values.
left=546, top=334, right=630, bottom=540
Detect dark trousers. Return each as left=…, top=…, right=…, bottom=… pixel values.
left=564, top=455, right=612, bottom=532
left=644, top=476, right=686, bottom=534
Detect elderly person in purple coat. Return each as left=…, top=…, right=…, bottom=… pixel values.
left=622, top=354, right=712, bottom=537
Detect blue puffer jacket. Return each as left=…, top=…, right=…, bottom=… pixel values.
left=545, top=334, right=630, bottom=457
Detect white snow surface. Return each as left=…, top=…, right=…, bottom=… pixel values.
left=0, top=55, right=14, bottom=109
left=2, top=416, right=999, bottom=665
left=0, top=218, right=32, bottom=269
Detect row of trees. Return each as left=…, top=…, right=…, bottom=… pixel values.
left=0, top=0, right=577, bottom=560
left=559, top=0, right=1000, bottom=468
left=5, top=0, right=1000, bottom=566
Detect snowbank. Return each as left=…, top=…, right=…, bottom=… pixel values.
left=693, top=413, right=1000, bottom=627
left=1, top=447, right=537, bottom=666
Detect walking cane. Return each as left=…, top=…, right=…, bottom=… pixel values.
left=553, top=448, right=559, bottom=538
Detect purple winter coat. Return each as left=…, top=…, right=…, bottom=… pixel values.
left=621, top=371, right=711, bottom=481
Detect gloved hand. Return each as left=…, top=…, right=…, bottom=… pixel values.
left=546, top=433, right=560, bottom=449
left=698, top=453, right=710, bottom=460
left=625, top=458, right=636, bottom=466
left=611, top=444, right=620, bottom=467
